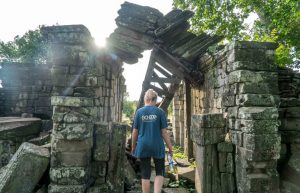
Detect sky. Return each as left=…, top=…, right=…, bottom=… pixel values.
left=0, top=0, right=173, bottom=100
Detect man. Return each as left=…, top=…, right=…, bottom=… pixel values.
left=131, top=89, right=173, bottom=193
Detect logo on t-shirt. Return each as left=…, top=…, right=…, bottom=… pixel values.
left=142, top=114, right=157, bottom=122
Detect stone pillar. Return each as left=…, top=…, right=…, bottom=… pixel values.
left=49, top=97, right=94, bottom=193
left=43, top=25, right=95, bottom=193
left=226, top=41, right=280, bottom=193
left=191, top=113, right=225, bottom=193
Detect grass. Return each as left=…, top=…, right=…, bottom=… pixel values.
left=172, top=145, right=188, bottom=160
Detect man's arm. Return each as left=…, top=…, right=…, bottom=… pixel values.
left=161, top=128, right=173, bottom=155
left=131, top=128, right=138, bottom=155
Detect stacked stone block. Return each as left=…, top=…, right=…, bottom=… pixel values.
left=43, top=25, right=127, bottom=192
left=0, top=63, right=52, bottom=130
left=226, top=41, right=280, bottom=193
left=277, top=69, right=300, bottom=192
left=49, top=96, right=94, bottom=193
left=107, top=1, right=163, bottom=64
left=172, top=84, right=185, bottom=147
left=191, top=113, right=233, bottom=193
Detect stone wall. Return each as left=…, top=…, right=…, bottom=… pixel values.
left=42, top=25, right=126, bottom=193
left=0, top=62, right=52, bottom=129
left=277, top=68, right=300, bottom=192
left=174, top=41, right=282, bottom=193
left=0, top=25, right=127, bottom=193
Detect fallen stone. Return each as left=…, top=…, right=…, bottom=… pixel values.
left=0, top=142, right=49, bottom=193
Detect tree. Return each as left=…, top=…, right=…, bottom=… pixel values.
left=122, top=93, right=137, bottom=119
left=173, top=0, right=300, bottom=68
left=0, top=25, right=48, bottom=63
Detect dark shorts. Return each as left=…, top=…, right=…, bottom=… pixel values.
left=139, top=157, right=165, bottom=180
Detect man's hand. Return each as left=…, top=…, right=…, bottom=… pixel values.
left=131, top=148, right=135, bottom=155
left=168, top=148, right=173, bottom=157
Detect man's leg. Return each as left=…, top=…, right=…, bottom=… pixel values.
left=140, top=158, right=152, bottom=193
left=154, top=176, right=164, bottom=193
left=153, top=158, right=165, bottom=193
left=142, top=179, right=151, bottom=193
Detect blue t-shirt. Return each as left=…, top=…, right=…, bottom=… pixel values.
left=133, top=105, right=168, bottom=159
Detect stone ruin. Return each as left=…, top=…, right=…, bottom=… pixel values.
left=0, top=1, right=299, bottom=193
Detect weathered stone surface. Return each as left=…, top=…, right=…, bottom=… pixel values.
left=90, top=161, right=107, bottom=185
left=93, top=122, right=110, bottom=161
left=53, top=123, right=93, bottom=140
left=285, top=107, right=300, bottom=118
left=87, top=184, right=109, bottom=193
left=107, top=123, right=126, bottom=193
left=222, top=95, right=236, bottom=107
left=228, top=70, right=277, bottom=85
left=227, top=61, right=277, bottom=72
left=238, top=82, right=279, bottom=95
left=238, top=107, right=278, bottom=120
left=280, top=98, right=300, bottom=107
left=236, top=146, right=280, bottom=161
left=243, top=133, right=281, bottom=152
left=194, top=144, right=213, bottom=193
left=191, top=127, right=225, bottom=145
left=51, top=151, right=91, bottom=167
left=0, top=140, right=16, bottom=167
left=191, top=113, right=225, bottom=128
left=42, top=25, right=92, bottom=45
left=280, top=180, right=300, bottom=193
left=52, top=111, right=92, bottom=123
left=0, top=117, right=41, bottom=141
left=48, top=184, right=86, bottom=193
left=235, top=156, right=279, bottom=193
left=51, top=137, right=93, bottom=152
left=236, top=94, right=280, bottom=107
left=51, top=96, right=94, bottom=107
left=50, top=167, right=89, bottom=185
left=217, top=142, right=233, bottom=152
left=93, top=133, right=110, bottom=161
left=0, top=142, right=49, bottom=193
left=236, top=119, right=279, bottom=134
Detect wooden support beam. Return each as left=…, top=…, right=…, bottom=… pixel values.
left=152, top=71, right=169, bottom=91
left=184, top=80, right=193, bottom=159
left=149, top=76, right=181, bottom=84
left=154, top=64, right=172, bottom=78
left=159, top=83, right=179, bottom=112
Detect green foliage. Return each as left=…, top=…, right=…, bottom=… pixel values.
left=0, top=25, right=48, bottom=63
left=122, top=92, right=137, bottom=119
left=168, top=179, right=196, bottom=192
left=173, top=0, right=300, bottom=68
left=173, top=145, right=188, bottom=160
